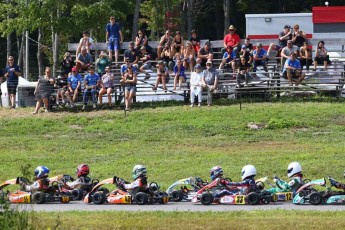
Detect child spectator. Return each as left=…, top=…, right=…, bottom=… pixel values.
left=82, top=66, right=101, bottom=110
left=236, top=57, right=253, bottom=88
left=189, top=29, right=200, bottom=53
left=60, top=52, right=75, bottom=78
left=98, top=66, right=114, bottom=107
left=65, top=67, right=82, bottom=108
left=153, top=61, right=169, bottom=92
left=190, top=64, right=203, bottom=107
left=173, top=59, right=186, bottom=90
left=218, top=46, right=236, bottom=72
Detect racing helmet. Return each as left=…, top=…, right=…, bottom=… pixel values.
left=287, top=162, right=302, bottom=178
left=132, top=165, right=147, bottom=180
left=241, top=165, right=256, bottom=180
left=34, top=166, right=50, bottom=179
left=76, top=164, right=89, bottom=178
left=210, top=166, right=223, bottom=180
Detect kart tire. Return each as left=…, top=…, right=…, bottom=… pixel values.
left=135, top=192, right=149, bottom=205
left=97, top=187, right=110, bottom=194
left=247, top=192, right=260, bottom=205
left=171, top=190, right=184, bottom=202
left=309, top=192, right=322, bottom=205
left=200, top=192, right=214, bottom=205
left=32, top=192, right=47, bottom=204
left=93, top=192, right=106, bottom=205
left=72, top=189, right=84, bottom=200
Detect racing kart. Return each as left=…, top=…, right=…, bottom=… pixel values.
left=84, top=176, right=169, bottom=205
left=191, top=178, right=273, bottom=205
left=0, top=177, right=71, bottom=204
left=293, top=177, right=345, bottom=205
left=256, top=176, right=293, bottom=202
left=166, top=177, right=208, bottom=202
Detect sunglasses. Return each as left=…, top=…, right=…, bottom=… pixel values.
left=8, top=59, right=14, bottom=61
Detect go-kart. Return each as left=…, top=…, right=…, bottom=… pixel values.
left=84, top=176, right=169, bottom=205
left=49, top=174, right=99, bottom=200
left=256, top=176, right=293, bottom=202
left=166, top=177, right=208, bottom=202
left=293, top=177, right=345, bottom=205
left=192, top=178, right=273, bottom=205
left=0, top=177, right=71, bottom=204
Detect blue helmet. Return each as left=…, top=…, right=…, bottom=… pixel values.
left=34, top=166, right=49, bottom=179
left=210, top=166, right=223, bottom=180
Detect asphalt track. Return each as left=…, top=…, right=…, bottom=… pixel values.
left=16, top=201, right=345, bottom=212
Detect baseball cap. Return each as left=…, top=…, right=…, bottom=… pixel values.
left=241, top=45, right=246, bottom=49
left=256, top=43, right=262, bottom=47
left=287, top=40, right=292, bottom=44
left=195, top=64, right=202, bottom=69
left=284, top=25, right=290, bottom=29
left=71, top=67, right=77, bottom=72
left=206, top=60, right=212, bottom=65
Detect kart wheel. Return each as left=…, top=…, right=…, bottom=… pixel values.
left=97, top=187, right=109, bottom=194
left=309, top=192, right=322, bottom=205
left=93, top=192, right=106, bottom=205
left=32, top=192, right=47, bottom=204
left=72, top=189, right=84, bottom=200
left=246, top=192, right=260, bottom=205
left=171, top=190, right=184, bottom=202
left=135, top=192, right=149, bottom=205
left=200, top=192, right=214, bottom=205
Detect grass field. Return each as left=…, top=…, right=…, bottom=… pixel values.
left=0, top=101, right=344, bottom=229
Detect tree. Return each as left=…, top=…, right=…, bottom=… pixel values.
left=132, top=0, right=141, bottom=41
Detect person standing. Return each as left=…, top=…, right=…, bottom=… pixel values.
left=4, top=56, right=21, bottom=109
left=32, top=67, right=55, bottom=114
left=120, top=65, right=137, bottom=111
left=106, top=16, right=123, bottom=64
left=190, top=64, right=203, bottom=107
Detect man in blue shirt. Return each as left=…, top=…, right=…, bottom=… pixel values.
left=76, top=47, right=93, bottom=72
left=253, top=43, right=268, bottom=72
left=66, top=67, right=82, bottom=108
left=4, top=56, right=21, bottom=109
left=83, top=66, right=100, bottom=110
left=106, top=16, right=123, bottom=64
left=283, top=52, right=305, bottom=86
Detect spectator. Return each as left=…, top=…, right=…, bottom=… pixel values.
left=190, top=64, right=203, bottom=107
left=222, top=25, right=241, bottom=57
left=76, top=31, right=93, bottom=57
left=124, top=41, right=140, bottom=69
left=139, top=46, right=152, bottom=75
left=55, top=73, right=69, bottom=107
left=4, top=56, right=21, bottom=109
left=280, top=40, right=299, bottom=67
left=299, top=42, right=312, bottom=71
left=173, top=59, right=186, bottom=90
left=243, top=38, right=254, bottom=53
left=236, top=57, right=253, bottom=88
left=82, top=66, right=101, bottom=110
left=65, top=67, right=82, bottom=108
left=95, top=51, right=111, bottom=76
left=160, top=43, right=174, bottom=71
left=197, top=41, right=213, bottom=67
left=106, top=16, right=124, bottom=63
left=239, top=44, right=253, bottom=64
left=291, top=24, right=307, bottom=48
left=202, top=61, right=218, bottom=106
left=189, top=29, right=200, bottom=54
left=135, top=29, right=148, bottom=48
left=60, top=52, right=75, bottom=77
left=218, top=46, right=236, bottom=73
left=313, top=40, right=331, bottom=71
left=171, top=31, right=184, bottom=57
left=283, top=52, right=305, bottom=86
left=157, top=30, right=173, bottom=59
left=267, top=25, right=292, bottom=57
left=153, top=61, right=169, bottom=92
left=32, top=67, right=55, bottom=114
left=183, top=41, right=195, bottom=71
left=253, top=43, right=268, bottom=72
left=121, top=58, right=138, bottom=78
left=120, top=64, right=137, bottom=111
left=75, top=46, right=93, bottom=73
left=98, top=66, right=114, bottom=108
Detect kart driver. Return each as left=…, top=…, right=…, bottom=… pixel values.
left=21, top=166, right=50, bottom=192
left=223, top=165, right=259, bottom=195
left=329, top=170, right=345, bottom=190
left=116, top=165, right=148, bottom=192
left=65, top=164, right=92, bottom=190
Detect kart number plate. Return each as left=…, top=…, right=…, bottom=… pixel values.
left=235, top=195, right=245, bottom=204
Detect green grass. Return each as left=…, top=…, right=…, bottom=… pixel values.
left=0, top=102, right=345, bottom=229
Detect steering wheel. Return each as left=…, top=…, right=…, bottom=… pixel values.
left=149, top=182, right=160, bottom=191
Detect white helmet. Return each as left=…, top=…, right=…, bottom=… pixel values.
left=287, top=162, right=302, bottom=178
left=241, top=165, right=256, bottom=180
left=132, top=165, right=147, bottom=180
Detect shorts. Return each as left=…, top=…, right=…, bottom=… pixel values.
left=141, top=62, right=151, bottom=70
left=283, top=70, right=300, bottom=79
left=125, top=85, right=136, bottom=92
left=35, top=91, right=51, bottom=100
left=7, top=85, right=17, bottom=94
left=108, top=37, right=119, bottom=51
left=58, top=88, right=68, bottom=94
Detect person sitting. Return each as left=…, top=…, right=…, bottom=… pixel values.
left=65, top=67, right=82, bottom=108
left=65, top=164, right=93, bottom=192
left=280, top=40, right=299, bottom=68
left=190, top=64, right=203, bottom=107
left=32, top=67, right=55, bottom=114
left=313, top=40, right=331, bottom=71
left=153, top=61, right=169, bottom=92
left=120, top=64, right=137, bottom=111
left=283, top=52, right=305, bottom=86
left=224, top=165, right=259, bottom=195
left=60, top=52, right=75, bottom=78
left=171, top=31, right=184, bottom=57
left=189, top=29, right=200, bottom=54
left=82, top=66, right=101, bottom=110
left=236, top=57, right=253, bottom=88
left=55, top=72, right=69, bottom=107
left=21, top=166, right=51, bottom=192
left=95, top=51, right=111, bottom=77
left=139, top=46, right=152, bottom=75
left=267, top=25, right=292, bottom=57
left=98, top=66, right=114, bottom=108
left=183, top=41, right=195, bottom=71
left=222, top=25, right=241, bottom=57
left=329, top=170, right=345, bottom=190
left=291, top=24, right=307, bottom=48
left=253, top=43, right=268, bottom=72
left=135, top=29, right=148, bottom=49
left=124, top=41, right=140, bottom=69
left=160, top=43, right=174, bottom=71
left=202, top=61, right=219, bottom=106
left=299, top=42, right=312, bottom=71
left=243, top=37, right=254, bottom=53
left=157, top=30, right=173, bottom=59
left=75, top=46, right=93, bottom=73
left=196, top=41, right=213, bottom=67
left=218, top=46, right=236, bottom=74
left=239, top=44, right=253, bottom=64
left=173, top=59, right=186, bottom=90
left=115, top=165, right=148, bottom=194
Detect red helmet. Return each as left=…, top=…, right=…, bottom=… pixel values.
left=76, top=164, right=89, bottom=177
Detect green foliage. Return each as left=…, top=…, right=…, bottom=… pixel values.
left=266, top=117, right=299, bottom=129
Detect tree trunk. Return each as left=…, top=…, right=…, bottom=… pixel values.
left=183, top=0, right=193, bottom=35
left=223, top=0, right=230, bottom=35
left=18, top=33, right=25, bottom=70
left=37, top=28, right=44, bottom=76
left=132, top=0, right=141, bottom=41
left=53, top=32, right=59, bottom=78
left=7, top=33, right=11, bottom=59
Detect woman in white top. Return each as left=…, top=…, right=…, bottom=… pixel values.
left=190, top=64, right=203, bottom=107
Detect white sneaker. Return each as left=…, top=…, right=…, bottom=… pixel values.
left=198, top=103, right=201, bottom=107
left=93, top=103, right=97, bottom=109
left=190, top=104, right=194, bottom=108
left=45, top=109, right=49, bottom=113
left=82, top=105, right=86, bottom=110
